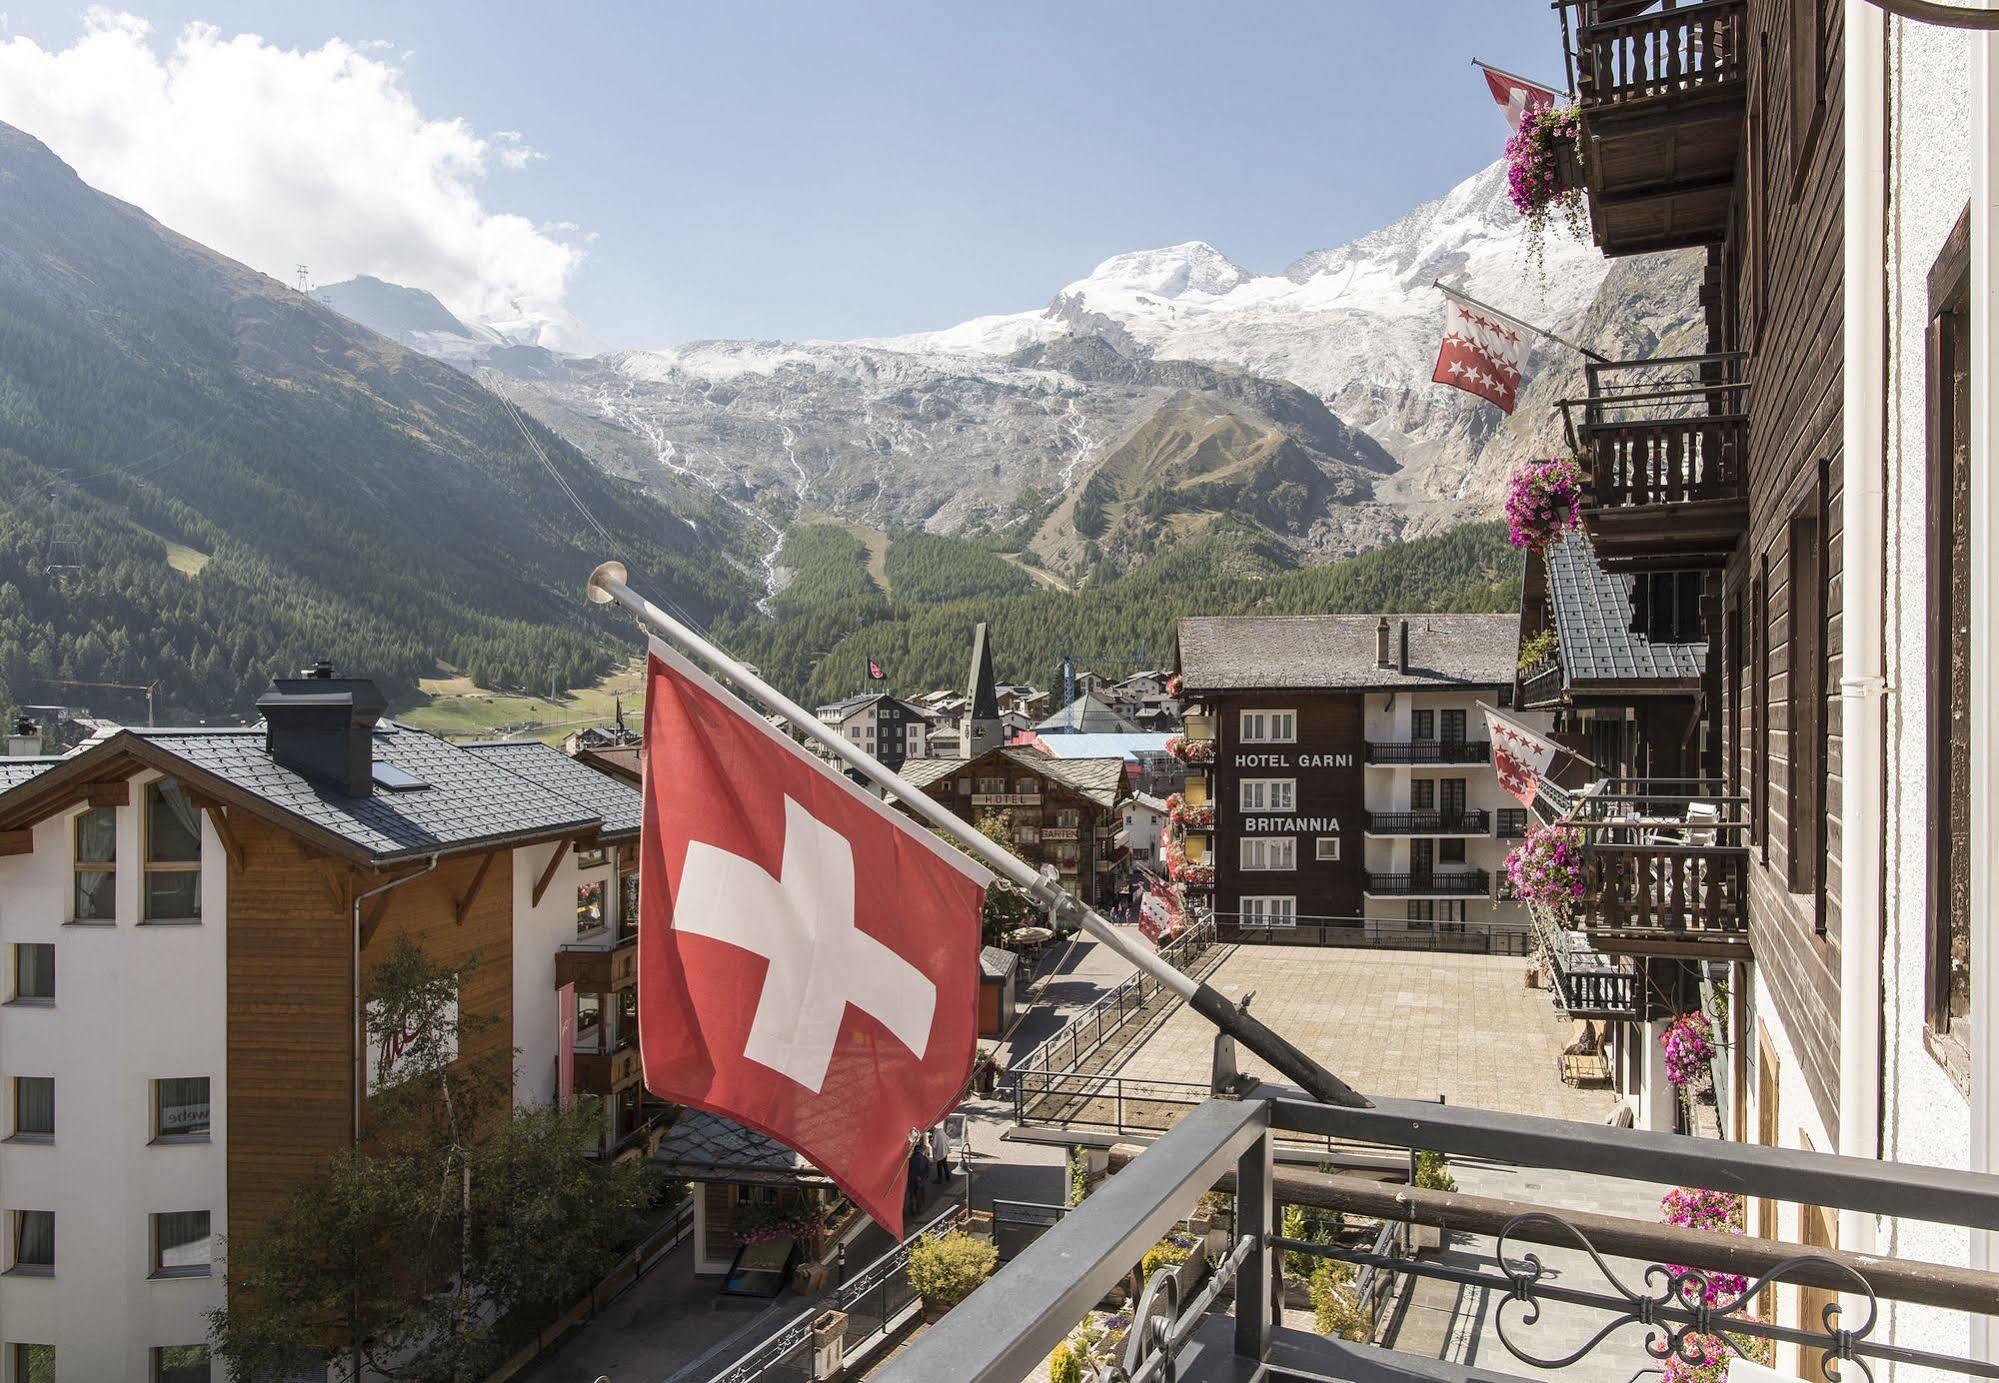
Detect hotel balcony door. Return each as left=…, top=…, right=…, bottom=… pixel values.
left=1410, top=839, right=1433, bottom=888
left=1441, top=709, right=1467, bottom=747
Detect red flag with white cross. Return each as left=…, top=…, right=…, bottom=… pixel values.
left=637, top=640, right=989, bottom=1237
left=1431, top=289, right=1529, bottom=414
left=1478, top=61, right=1558, bottom=132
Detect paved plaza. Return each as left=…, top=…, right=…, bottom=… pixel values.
left=1106, top=946, right=1619, bottom=1123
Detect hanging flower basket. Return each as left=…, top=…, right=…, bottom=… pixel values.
left=1505, top=104, right=1588, bottom=272
left=1166, top=735, right=1215, bottom=765
left=1660, top=1012, right=1717, bottom=1088
left=1170, top=858, right=1214, bottom=887
left=1165, top=673, right=1184, bottom=698
left=1504, top=455, right=1586, bottom=552
left=1503, top=823, right=1585, bottom=914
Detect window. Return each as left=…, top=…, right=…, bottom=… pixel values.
left=1239, top=710, right=1295, bottom=744
left=9, top=1211, right=51, bottom=1273
left=1238, top=779, right=1295, bottom=813
left=1240, top=838, right=1295, bottom=871
left=1439, top=779, right=1466, bottom=815
left=1440, top=709, right=1466, bottom=744
left=1439, top=839, right=1467, bottom=865
left=72, top=807, right=116, bottom=921
left=152, top=1078, right=210, bottom=1141
left=10, top=1345, right=51, bottom=1383
left=1926, top=207, right=1973, bottom=1079
left=976, top=777, right=1006, bottom=795
left=9, top=945, right=52, bottom=1004
left=1497, top=808, right=1528, bottom=839
left=143, top=780, right=202, bottom=921
left=956, top=778, right=971, bottom=794
left=1787, top=489, right=1824, bottom=902
left=150, top=1211, right=211, bottom=1278
left=1407, top=900, right=1435, bottom=923
left=576, top=880, right=606, bottom=935
left=153, top=1346, right=210, bottom=1383
left=1239, top=897, right=1296, bottom=927
left=1056, top=808, right=1081, bottom=829
left=1410, top=710, right=1435, bottom=741
left=10, top=1079, right=51, bottom=1141
left=619, top=872, right=639, bottom=938
left=575, top=993, right=604, bottom=1053
left=1015, top=825, right=1040, bottom=845
left=575, top=845, right=608, bottom=870
left=1314, top=838, right=1340, bottom=862
left=1409, top=780, right=1434, bottom=810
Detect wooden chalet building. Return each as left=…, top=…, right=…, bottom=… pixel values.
left=1174, top=614, right=1552, bottom=946
left=894, top=747, right=1129, bottom=908
left=1530, top=1, right=1999, bottom=1367
left=0, top=667, right=657, bottom=1380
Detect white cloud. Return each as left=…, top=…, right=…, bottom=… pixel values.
left=0, top=10, right=583, bottom=327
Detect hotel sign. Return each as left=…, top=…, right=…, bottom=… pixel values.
left=972, top=793, right=1040, bottom=806
left=1234, top=753, right=1353, bottom=769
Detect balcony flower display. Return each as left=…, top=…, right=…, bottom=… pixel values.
left=1505, top=103, right=1586, bottom=269
left=1171, top=859, right=1215, bottom=887
left=1660, top=1011, right=1717, bottom=1088
left=1165, top=793, right=1213, bottom=829
left=1166, top=734, right=1215, bottom=765
left=1503, top=823, right=1584, bottom=914
left=1656, top=1188, right=1758, bottom=1383
left=1165, top=673, right=1184, bottom=697
left=1504, top=455, right=1586, bottom=552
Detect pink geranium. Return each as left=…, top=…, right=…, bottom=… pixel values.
left=1504, top=456, right=1586, bottom=551
left=1504, top=822, right=1585, bottom=913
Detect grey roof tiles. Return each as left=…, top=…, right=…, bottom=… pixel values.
left=460, top=740, right=643, bottom=840
left=1543, top=531, right=1707, bottom=684
left=1177, top=613, right=1519, bottom=692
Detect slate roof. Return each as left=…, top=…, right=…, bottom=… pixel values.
left=896, top=747, right=1129, bottom=809
left=0, top=723, right=603, bottom=864
left=1544, top=531, right=1707, bottom=685
left=1177, top=614, right=1519, bottom=692
left=651, top=1110, right=828, bottom=1185
left=0, top=757, right=62, bottom=791
left=1025, top=732, right=1175, bottom=763
left=980, top=945, right=1020, bottom=979
left=460, top=740, right=644, bottom=840
left=1033, top=694, right=1144, bottom=735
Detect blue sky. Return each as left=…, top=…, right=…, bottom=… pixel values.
left=0, top=3, right=1563, bottom=346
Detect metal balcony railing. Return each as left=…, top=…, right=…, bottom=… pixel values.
left=877, top=1090, right=1999, bottom=1383
left=1364, top=809, right=1489, bottom=836
left=1362, top=870, right=1489, bottom=897
left=1364, top=739, right=1490, bottom=766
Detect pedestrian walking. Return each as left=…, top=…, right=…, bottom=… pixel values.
left=907, top=1144, right=931, bottom=1215
left=929, top=1124, right=951, bottom=1183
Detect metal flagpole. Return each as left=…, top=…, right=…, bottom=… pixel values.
left=1468, top=57, right=1567, bottom=99
left=1433, top=278, right=1611, bottom=365
left=587, top=561, right=1370, bottom=1110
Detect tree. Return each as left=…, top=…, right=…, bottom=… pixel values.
left=209, top=940, right=659, bottom=1383
left=968, top=810, right=1043, bottom=948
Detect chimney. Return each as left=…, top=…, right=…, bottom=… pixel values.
left=1375, top=616, right=1391, bottom=668
left=1397, top=620, right=1410, bottom=674
left=5, top=716, right=40, bottom=758
left=256, top=661, right=386, bottom=798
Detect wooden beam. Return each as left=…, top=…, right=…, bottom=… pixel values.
left=359, top=891, right=395, bottom=951
left=201, top=804, right=244, bottom=874
left=82, top=781, right=129, bottom=808
left=313, top=860, right=352, bottom=915
left=530, top=840, right=570, bottom=908
left=0, top=829, right=32, bottom=857
left=454, top=850, right=500, bottom=927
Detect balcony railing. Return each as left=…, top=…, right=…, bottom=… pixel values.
left=1362, top=869, right=1489, bottom=897
left=1565, top=778, right=1750, bottom=956
left=1364, top=739, right=1489, bottom=766
left=1560, top=353, right=1749, bottom=570
left=879, top=1089, right=1999, bottom=1383
left=1364, top=809, right=1489, bottom=836
left=1518, top=656, right=1564, bottom=708
left=1564, top=0, right=1747, bottom=108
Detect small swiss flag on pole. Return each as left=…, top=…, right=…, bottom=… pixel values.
left=1481, top=701, right=1564, bottom=811
left=1432, top=289, right=1529, bottom=415
left=638, top=639, right=989, bottom=1237
left=1477, top=60, right=1559, bottom=132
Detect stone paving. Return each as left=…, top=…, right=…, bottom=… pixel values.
left=1104, top=946, right=1619, bottom=1123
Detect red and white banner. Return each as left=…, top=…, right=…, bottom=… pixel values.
left=1136, top=874, right=1183, bottom=945
left=1478, top=61, right=1558, bottom=131
left=1481, top=702, right=1563, bottom=811
left=638, top=640, right=990, bottom=1237
left=1432, top=289, right=1530, bottom=414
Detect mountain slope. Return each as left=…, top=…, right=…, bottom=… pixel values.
left=0, top=122, right=755, bottom=719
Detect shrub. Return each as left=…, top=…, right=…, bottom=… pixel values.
left=1048, top=1341, right=1083, bottom=1383
left=1310, top=1260, right=1372, bottom=1342
left=1281, top=1203, right=1343, bottom=1278
left=1413, top=1150, right=1457, bottom=1194
left=1141, top=1232, right=1194, bottom=1280
left=1517, top=627, right=1558, bottom=671
left=906, top=1231, right=998, bottom=1311
left=1067, top=1145, right=1091, bottom=1207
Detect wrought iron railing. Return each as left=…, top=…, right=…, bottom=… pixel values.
left=1214, top=913, right=1530, bottom=957
left=879, top=1093, right=1999, bottom=1383
left=708, top=1202, right=963, bottom=1383
left=1364, top=739, right=1490, bottom=765
left=1363, top=809, right=1490, bottom=836
left=1562, top=0, right=1747, bottom=108
left=1362, top=870, right=1490, bottom=897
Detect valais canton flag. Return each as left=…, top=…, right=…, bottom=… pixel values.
left=1482, top=701, right=1562, bottom=812
left=1432, top=289, right=1529, bottom=415
left=638, top=640, right=989, bottom=1237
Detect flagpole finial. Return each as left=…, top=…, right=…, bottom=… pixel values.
left=586, top=560, right=629, bottom=604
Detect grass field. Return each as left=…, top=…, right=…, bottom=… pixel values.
left=395, top=659, right=646, bottom=744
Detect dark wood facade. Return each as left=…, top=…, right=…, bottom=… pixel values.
left=905, top=749, right=1124, bottom=906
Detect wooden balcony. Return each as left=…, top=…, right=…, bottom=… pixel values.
left=1364, top=810, right=1491, bottom=837
left=555, top=935, right=638, bottom=992
left=1366, top=740, right=1490, bottom=767
left=574, top=1040, right=643, bottom=1094
left=1519, top=658, right=1565, bottom=710
left=1561, top=0, right=1746, bottom=256
left=1363, top=870, right=1490, bottom=898
left=1561, top=353, right=1748, bottom=571
left=1567, top=779, right=1750, bottom=959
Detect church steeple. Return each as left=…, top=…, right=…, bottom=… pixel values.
left=961, top=622, right=1003, bottom=758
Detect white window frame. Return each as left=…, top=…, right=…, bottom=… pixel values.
left=1239, top=896, right=1297, bottom=927
left=1238, top=709, right=1297, bottom=744
left=1238, top=778, right=1296, bottom=813
left=1314, top=837, right=1341, bottom=862
left=1239, top=837, right=1296, bottom=872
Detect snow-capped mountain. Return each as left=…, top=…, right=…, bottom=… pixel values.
left=337, top=159, right=1697, bottom=588
left=317, top=275, right=599, bottom=371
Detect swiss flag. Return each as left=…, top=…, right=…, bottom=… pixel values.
left=1483, top=702, right=1563, bottom=811
left=1481, top=64, right=1558, bottom=132
left=1432, top=290, right=1529, bottom=415
left=638, top=640, right=989, bottom=1237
